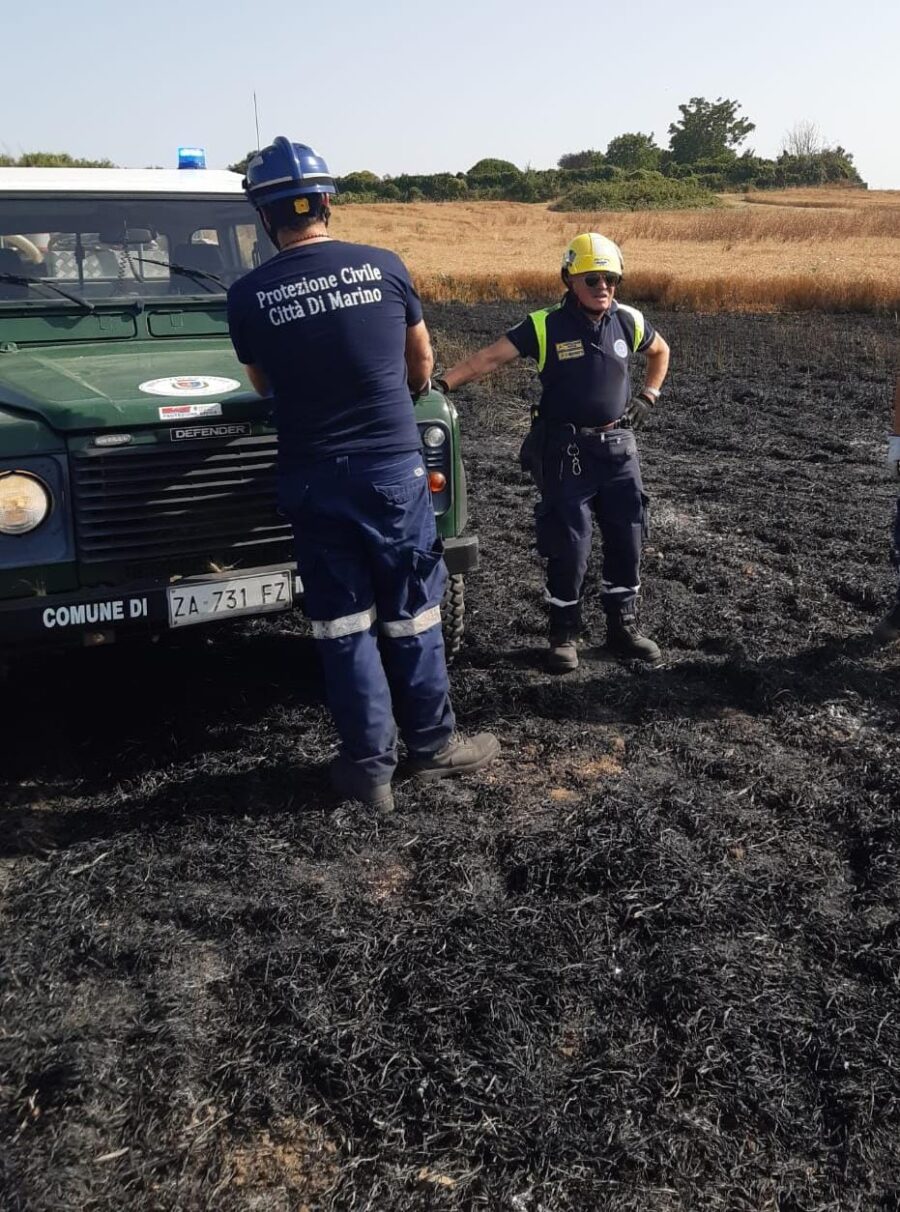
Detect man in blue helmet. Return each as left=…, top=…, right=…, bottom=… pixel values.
left=227, top=137, right=499, bottom=812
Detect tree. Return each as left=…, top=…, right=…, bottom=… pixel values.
left=557, top=150, right=604, bottom=171
left=3, top=151, right=115, bottom=168
left=668, top=97, right=755, bottom=163
left=605, top=132, right=660, bottom=171
left=337, top=170, right=382, bottom=193
left=228, top=151, right=256, bottom=175
left=781, top=120, right=822, bottom=157
left=467, top=158, right=520, bottom=176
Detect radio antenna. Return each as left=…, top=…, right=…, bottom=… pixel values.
left=253, top=91, right=261, bottom=151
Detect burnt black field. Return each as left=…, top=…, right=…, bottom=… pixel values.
left=1, top=305, right=899, bottom=1212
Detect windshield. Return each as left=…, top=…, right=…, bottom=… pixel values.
left=0, top=196, right=273, bottom=305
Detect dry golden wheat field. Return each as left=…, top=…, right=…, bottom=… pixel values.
left=333, top=187, right=900, bottom=313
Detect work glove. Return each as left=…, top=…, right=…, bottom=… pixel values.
left=622, top=391, right=655, bottom=431
left=410, top=378, right=431, bottom=402
left=888, top=435, right=900, bottom=476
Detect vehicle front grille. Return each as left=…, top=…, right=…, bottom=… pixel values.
left=70, top=433, right=293, bottom=572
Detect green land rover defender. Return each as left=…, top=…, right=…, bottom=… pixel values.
left=0, top=166, right=475, bottom=663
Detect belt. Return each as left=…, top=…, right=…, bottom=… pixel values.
left=572, top=419, right=627, bottom=438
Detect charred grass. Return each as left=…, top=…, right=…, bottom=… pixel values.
left=1, top=308, right=900, bottom=1210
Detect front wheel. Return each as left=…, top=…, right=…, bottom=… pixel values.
left=441, top=574, right=465, bottom=663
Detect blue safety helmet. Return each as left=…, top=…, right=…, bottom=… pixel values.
left=242, top=136, right=336, bottom=208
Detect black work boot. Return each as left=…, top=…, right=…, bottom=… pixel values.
left=547, top=631, right=579, bottom=674
left=874, top=600, right=900, bottom=646
left=330, top=756, right=395, bottom=814
left=408, top=732, right=500, bottom=782
left=605, top=607, right=661, bottom=664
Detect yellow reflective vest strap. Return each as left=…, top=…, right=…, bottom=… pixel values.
left=615, top=303, right=645, bottom=353
left=528, top=303, right=562, bottom=372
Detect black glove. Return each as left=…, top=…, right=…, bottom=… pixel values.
left=622, top=391, right=655, bottom=430
left=410, top=378, right=431, bottom=402
left=433, top=376, right=450, bottom=395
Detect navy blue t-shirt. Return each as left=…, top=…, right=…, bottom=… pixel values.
left=227, top=240, right=423, bottom=462
left=506, top=295, right=656, bottom=428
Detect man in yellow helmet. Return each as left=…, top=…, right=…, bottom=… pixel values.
left=435, top=233, right=670, bottom=671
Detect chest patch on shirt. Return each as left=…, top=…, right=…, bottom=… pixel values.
left=613, top=338, right=629, bottom=358
left=555, top=340, right=585, bottom=361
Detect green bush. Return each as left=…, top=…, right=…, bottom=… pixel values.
left=552, top=177, right=721, bottom=212
left=336, top=170, right=382, bottom=194
left=773, top=148, right=864, bottom=188
left=428, top=174, right=469, bottom=200
left=501, top=171, right=561, bottom=202
left=468, top=158, right=521, bottom=176
left=557, top=150, right=606, bottom=171
left=332, top=191, right=377, bottom=206
left=9, top=151, right=116, bottom=168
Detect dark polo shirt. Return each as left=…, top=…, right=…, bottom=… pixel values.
left=228, top=240, right=423, bottom=462
left=507, top=294, right=656, bottom=428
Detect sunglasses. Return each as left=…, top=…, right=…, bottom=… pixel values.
left=582, top=272, right=621, bottom=289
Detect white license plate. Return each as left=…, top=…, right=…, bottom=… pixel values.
left=167, top=570, right=293, bottom=629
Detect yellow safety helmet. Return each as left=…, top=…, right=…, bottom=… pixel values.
left=561, top=232, right=624, bottom=279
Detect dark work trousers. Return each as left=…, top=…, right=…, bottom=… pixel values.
left=279, top=450, right=456, bottom=794
left=892, top=497, right=900, bottom=603
left=532, top=427, right=648, bottom=634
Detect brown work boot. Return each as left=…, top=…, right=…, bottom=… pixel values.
left=547, top=631, right=579, bottom=674
left=605, top=608, right=661, bottom=664
left=408, top=732, right=500, bottom=782
left=874, top=600, right=900, bottom=645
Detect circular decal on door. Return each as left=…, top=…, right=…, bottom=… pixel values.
left=613, top=339, right=629, bottom=358
left=139, top=375, right=241, bottom=397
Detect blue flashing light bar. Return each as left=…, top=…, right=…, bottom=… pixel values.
left=178, top=147, right=206, bottom=170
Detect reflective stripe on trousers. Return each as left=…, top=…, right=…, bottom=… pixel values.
left=310, top=605, right=377, bottom=640
left=311, top=602, right=443, bottom=641
left=380, top=604, right=442, bottom=638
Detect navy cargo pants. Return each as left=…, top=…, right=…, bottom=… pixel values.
left=527, top=424, right=648, bottom=634
left=892, top=497, right=900, bottom=602
left=279, top=450, right=456, bottom=793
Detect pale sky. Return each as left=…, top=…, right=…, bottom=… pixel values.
left=3, top=0, right=898, bottom=189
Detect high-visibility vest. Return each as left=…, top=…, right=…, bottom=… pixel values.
left=528, top=302, right=646, bottom=372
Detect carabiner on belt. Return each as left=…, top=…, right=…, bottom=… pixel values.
left=566, top=441, right=582, bottom=477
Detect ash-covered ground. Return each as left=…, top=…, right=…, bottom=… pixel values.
left=1, top=306, right=899, bottom=1212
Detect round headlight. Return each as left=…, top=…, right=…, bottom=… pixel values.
left=0, top=472, right=52, bottom=535
left=422, top=425, right=447, bottom=449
